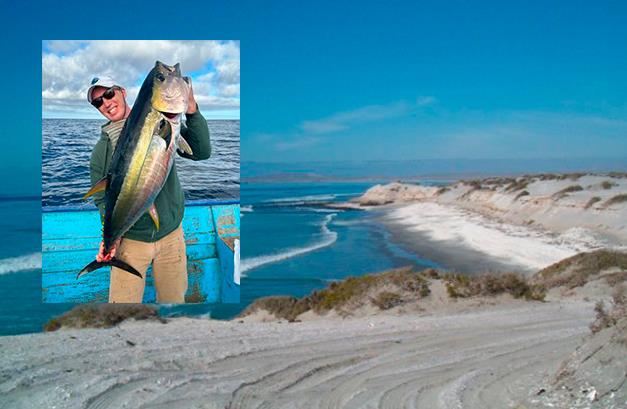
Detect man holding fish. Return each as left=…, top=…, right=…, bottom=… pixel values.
left=85, top=62, right=211, bottom=303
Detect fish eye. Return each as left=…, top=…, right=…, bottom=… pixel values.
left=156, top=73, right=165, bottom=82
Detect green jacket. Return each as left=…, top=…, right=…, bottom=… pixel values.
left=89, top=110, right=211, bottom=242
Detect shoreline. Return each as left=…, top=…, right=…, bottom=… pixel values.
left=347, top=174, right=627, bottom=275
left=377, top=205, right=539, bottom=274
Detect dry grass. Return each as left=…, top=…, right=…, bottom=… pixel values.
left=44, top=304, right=163, bottom=332
left=589, top=285, right=626, bottom=334
left=584, top=196, right=602, bottom=210
left=552, top=185, right=583, bottom=200
left=443, top=272, right=545, bottom=300
left=514, top=190, right=530, bottom=201
left=601, top=180, right=617, bottom=189
left=602, top=194, right=627, bottom=208
left=533, top=250, right=627, bottom=289
left=240, top=267, right=432, bottom=320
left=505, top=178, right=529, bottom=192
left=371, top=291, right=403, bottom=310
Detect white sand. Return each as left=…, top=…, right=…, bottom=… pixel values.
left=0, top=300, right=594, bottom=409
left=355, top=174, right=627, bottom=274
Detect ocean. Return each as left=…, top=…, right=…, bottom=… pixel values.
left=0, top=120, right=458, bottom=335
left=42, top=119, right=240, bottom=206
left=1, top=181, right=448, bottom=335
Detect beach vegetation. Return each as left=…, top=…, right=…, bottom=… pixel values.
left=443, top=272, right=545, bottom=301
left=590, top=301, right=617, bottom=334
left=505, top=179, right=529, bottom=192
left=240, top=267, right=433, bottom=319
left=239, top=296, right=309, bottom=322
left=601, top=180, right=617, bottom=189
left=602, top=193, right=627, bottom=208
left=421, top=269, right=440, bottom=279
left=533, top=250, right=627, bottom=289
left=514, top=190, right=530, bottom=201
left=584, top=196, right=602, bottom=210
left=371, top=291, right=403, bottom=310
left=44, top=304, right=163, bottom=332
left=552, top=185, right=583, bottom=200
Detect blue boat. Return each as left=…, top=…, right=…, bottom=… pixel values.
left=42, top=199, right=240, bottom=304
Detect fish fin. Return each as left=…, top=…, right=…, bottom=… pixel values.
left=148, top=203, right=160, bottom=231
left=155, top=118, right=172, bottom=147
left=110, top=258, right=143, bottom=279
left=177, top=136, right=194, bottom=156
left=83, top=176, right=108, bottom=200
left=173, top=63, right=181, bottom=75
left=76, top=258, right=143, bottom=280
left=183, top=76, right=191, bottom=85
left=77, top=260, right=108, bottom=279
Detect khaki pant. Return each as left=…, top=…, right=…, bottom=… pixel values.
left=109, top=224, right=188, bottom=303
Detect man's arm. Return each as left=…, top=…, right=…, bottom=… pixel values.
left=179, top=107, right=211, bottom=160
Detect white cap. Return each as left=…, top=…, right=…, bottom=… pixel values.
left=87, top=75, right=121, bottom=102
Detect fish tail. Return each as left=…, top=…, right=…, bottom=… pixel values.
left=77, top=258, right=143, bottom=280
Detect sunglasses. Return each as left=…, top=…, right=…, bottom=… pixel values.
left=91, top=87, right=120, bottom=109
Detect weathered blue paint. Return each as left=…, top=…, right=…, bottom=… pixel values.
left=211, top=205, right=241, bottom=304
left=42, top=201, right=240, bottom=304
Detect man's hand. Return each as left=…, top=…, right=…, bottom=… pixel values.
left=186, top=77, right=198, bottom=115
left=96, top=238, right=121, bottom=262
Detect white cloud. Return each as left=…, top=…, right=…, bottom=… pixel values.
left=257, top=98, right=435, bottom=151
left=42, top=40, right=240, bottom=118
left=300, top=98, right=435, bottom=134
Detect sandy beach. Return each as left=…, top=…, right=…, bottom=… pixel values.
left=359, top=174, right=627, bottom=275
left=0, top=299, right=594, bottom=408
left=1, top=173, right=625, bottom=408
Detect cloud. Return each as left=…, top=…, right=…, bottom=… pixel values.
left=300, top=98, right=435, bottom=134
left=42, top=40, right=239, bottom=118
left=255, top=98, right=435, bottom=152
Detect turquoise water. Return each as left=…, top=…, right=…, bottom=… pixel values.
left=0, top=181, right=448, bottom=335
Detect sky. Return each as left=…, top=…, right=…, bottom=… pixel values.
left=42, top=40, right=240, bottom=119
left=2, top=0, right=627, bottom=194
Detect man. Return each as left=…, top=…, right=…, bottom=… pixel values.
left=87, top=74, right=211, bottom=303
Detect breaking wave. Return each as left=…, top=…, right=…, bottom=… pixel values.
left=0, top=253, right=42, bottom=275
left=241, top=214, right=337, bottom=275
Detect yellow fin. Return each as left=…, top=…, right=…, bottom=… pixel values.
left=148, top=203, right=160, bottom=231
left=177, top=136, right=194, bottom=156
left=83, top=176, right=107, bottom=200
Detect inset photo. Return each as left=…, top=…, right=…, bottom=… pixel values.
left=42, top=40, right=240, bottom=304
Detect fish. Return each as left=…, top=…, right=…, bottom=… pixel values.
left=78, top=61, right=193, bottom=279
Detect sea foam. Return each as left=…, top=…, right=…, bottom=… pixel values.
left=0, top=253, right=42, bottom=275
left=241, top=214, right=337, bottom=275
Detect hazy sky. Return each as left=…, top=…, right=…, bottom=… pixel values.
left=240, top=1, right=627, bottom=162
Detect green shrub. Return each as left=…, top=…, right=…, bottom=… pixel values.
left=514, top=190, right=530, bottom=201
left=534, top=250, right=627, bottom=289
left=371, top=291, right=403, bottom=310
left=552, top=185, right=583, bottom=200
left=601, top=180, right=617, bottom=189
left=603, top=194, right=627, bottom=208
left=44, top=304, right=162, bottom=332
left=584, top=196, right=602, bottom=209
left=443, top=272, right=544, bottom=300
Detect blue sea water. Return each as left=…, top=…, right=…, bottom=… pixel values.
left=42, top=119, right=240, bottom=206
left=0, top=179, right=449, bottom=335
left=0, top=121, right=457, bottom=335
left=170, top=181, right=445, bottom=321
